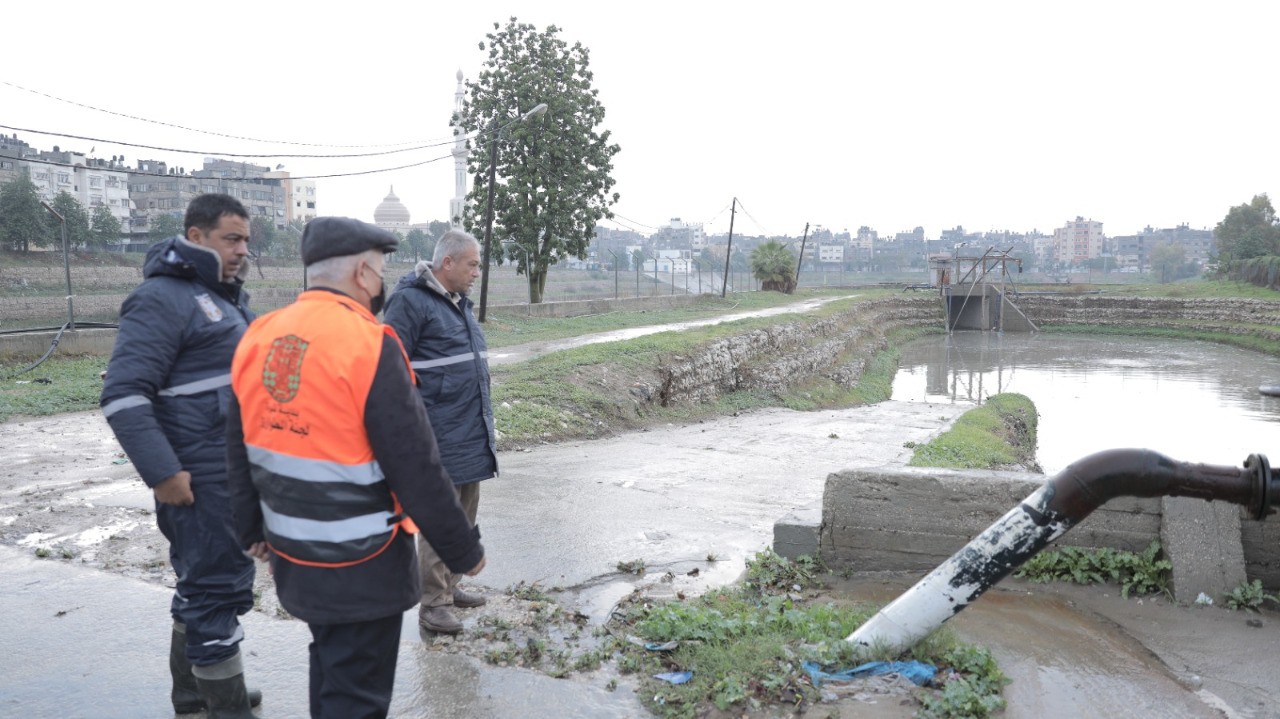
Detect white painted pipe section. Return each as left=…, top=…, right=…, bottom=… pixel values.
left=845, top=484, right=1071, bottom=654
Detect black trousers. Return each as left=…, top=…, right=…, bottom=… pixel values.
left=308, top=613, right=402, bottom=719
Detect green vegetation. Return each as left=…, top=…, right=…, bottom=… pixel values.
left=610, top=549, right=1008, bottom=719
left=0, top=355, right=108, bottom=422
left=1044, top=324, right=1280, bottom=357
left=1223, top=579, right=1280, bottom=612
left=1013, top=540, right=1172, bottom=599
left=491, top=293, right=910, bottom=445
left=1111, top=279, right=1280, bottom=298
left=482, top=288, right=866, bottom=348
left=909, top=393, right=1038, bottom=470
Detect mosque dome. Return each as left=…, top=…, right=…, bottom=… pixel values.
left=374, top=187, right=411, bottom=225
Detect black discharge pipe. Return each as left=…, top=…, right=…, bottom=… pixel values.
left=846, top=449, right=1278, bottom=654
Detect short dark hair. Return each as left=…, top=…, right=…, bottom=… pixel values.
left=184, top=193, right=249, bottom=233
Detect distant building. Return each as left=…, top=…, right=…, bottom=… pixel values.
left=651, top=218, right=706, bottom=252
left=264, top=169, right=317, bottom=226
left=450, top=70, right=468, bottom=227
left=129, top=159, right=287, bottom=236
left=1052, top=216, right=1104, bottom=266
left=374, top=186, right=413, bottom=236
left=1112, top=224, right=1214, bottom=270
left=0, top=138, right=133, bottom=231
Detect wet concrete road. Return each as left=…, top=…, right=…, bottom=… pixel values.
left=6, top=403, right=1279, bottom=717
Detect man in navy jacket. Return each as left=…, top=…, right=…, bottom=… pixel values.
left=100, top=193, right=260, bottom=717
left=383, top=229, right=497, bottom=635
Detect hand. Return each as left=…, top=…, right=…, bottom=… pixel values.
left=463, top=556, right=486, bottom=577
left=154, top=471, right=194, bottom=506
left=246, top=542, right=270, bottom=562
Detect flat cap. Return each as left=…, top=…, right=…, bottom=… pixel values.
left=300, top=217, right=398, bottom=266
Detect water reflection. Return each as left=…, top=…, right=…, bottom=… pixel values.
left=891, top=332, right=1280, bottom=474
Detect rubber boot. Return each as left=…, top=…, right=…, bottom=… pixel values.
left=171, top=623, right=262, bottom=714
left=191, top=652, right=258, bottom=719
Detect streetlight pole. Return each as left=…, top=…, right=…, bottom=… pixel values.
left=40, top=201, right=75, bottom=329
left=477, top=102, right=548, bottom=323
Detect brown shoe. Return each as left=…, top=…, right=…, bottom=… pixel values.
left=419, top=605, right=463, bottom=634
left=453, top=588, right=488, bottom=608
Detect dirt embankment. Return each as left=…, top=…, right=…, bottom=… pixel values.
left=1020, top=295, right=1280, bottom=341
left=609, top=296, right=940, bottom=412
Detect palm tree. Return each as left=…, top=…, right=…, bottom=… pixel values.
left=751, top=240, right=797, bottom=293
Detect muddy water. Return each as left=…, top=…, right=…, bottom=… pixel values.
left=891, top=332, right=1280, bottom=474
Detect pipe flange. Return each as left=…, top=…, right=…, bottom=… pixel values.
left=1245, top=453, right=1272, bottom=520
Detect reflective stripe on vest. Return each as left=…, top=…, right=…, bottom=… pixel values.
left=409, top=350, right=488, bottom=370
left=232, top=290, right=416, bottom=568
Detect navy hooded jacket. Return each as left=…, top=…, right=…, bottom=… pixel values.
left=100, top=236, right=253, bottom=487
left=382, top=262, right=497, bottom=485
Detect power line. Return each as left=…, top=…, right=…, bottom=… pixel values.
left=0, top=123, right=456, bottom=159
left=610, top=213, right=662, bottom=231
left=733, top=199, right=771, bottom=237
left=1, top=80, right=441, bottom=148
left=15, top=152, right=455, bottom=181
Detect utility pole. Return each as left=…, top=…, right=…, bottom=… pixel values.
left=720, top=198, right=737, bottom=298
left=794, top=222, right=810, bottom=293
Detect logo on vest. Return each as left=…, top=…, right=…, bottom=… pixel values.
left=262, top=335, right=309, bottom=403
left=194, top=293, right=224, bottom=322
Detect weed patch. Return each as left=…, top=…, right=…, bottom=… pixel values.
left=1014, top=540, right=1172, bottom=598
left=608, top=549, right=1008, bottom=718
left=1223, top=579, right=1280, bottom=612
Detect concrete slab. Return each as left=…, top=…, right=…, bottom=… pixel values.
left=1161, top=496, right=1248, bottom=605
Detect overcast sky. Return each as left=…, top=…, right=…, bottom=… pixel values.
left=4, top=1, right=1277, bottom=239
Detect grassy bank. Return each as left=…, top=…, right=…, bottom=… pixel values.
left=0, top=355, right=109, bottom=422
left=481, top=287, right=874, bottom=348
left=908, top=393, right=1039, bottom=471
left=491, top=294, right=925, bottom=446
left=609, top=549, right=1009, bottom=719
left=1043, top=324, right=1280, bottom=357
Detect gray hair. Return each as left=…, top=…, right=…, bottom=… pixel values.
left=433, top=229, right=481, bottom=266
left=306, top=249, right=382, bottom=284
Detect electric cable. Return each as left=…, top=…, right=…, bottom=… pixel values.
left=1, top=80, right=439, bottom=148
left=0, top=123, right=456, bottom=159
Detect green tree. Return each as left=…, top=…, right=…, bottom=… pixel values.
left=49, top=191, right=92, bottom=251
left=405, top=229, right=429, bottom=263
left=1215, top=194, right=1280, bottom=265
left=458, top=17, right=621, bottom=304
left=279, top=219, right=305, bottom=260
left=250, top=216, right=277, bottom=257
left=427, top=220, right=451, bottom=260
left=149, top=213, right=183, bottom=241
left=751, top=240, right=797, bottom=292
left=89, top=204, right=123, bottom=248
left=0, top=173, right=51, bottom=252
left=1149, top=242, right=1186, bottom=283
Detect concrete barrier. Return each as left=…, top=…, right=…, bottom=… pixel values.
left=807, top=465, right=1273, bottom=597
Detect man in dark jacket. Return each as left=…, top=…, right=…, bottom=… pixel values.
left=227, top=217, right=484, bottom=719
left=383, top=229, right=497, bottom=635
left=100, top=193, right=260, bottom=718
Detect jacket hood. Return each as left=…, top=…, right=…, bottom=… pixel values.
left=393, top=260, right=455, bottom=301
left=143, top=235, right=247, bottom=290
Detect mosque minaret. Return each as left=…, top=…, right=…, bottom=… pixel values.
left=450, top=69, right=468, bottom=227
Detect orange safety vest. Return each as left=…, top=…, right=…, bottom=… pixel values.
left=231, top=290, right=418, bottom=568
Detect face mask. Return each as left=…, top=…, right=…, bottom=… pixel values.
left=365, top=265, right=387, bottom=315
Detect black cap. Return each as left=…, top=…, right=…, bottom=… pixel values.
left=300, top=217, right=398, bottom=266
